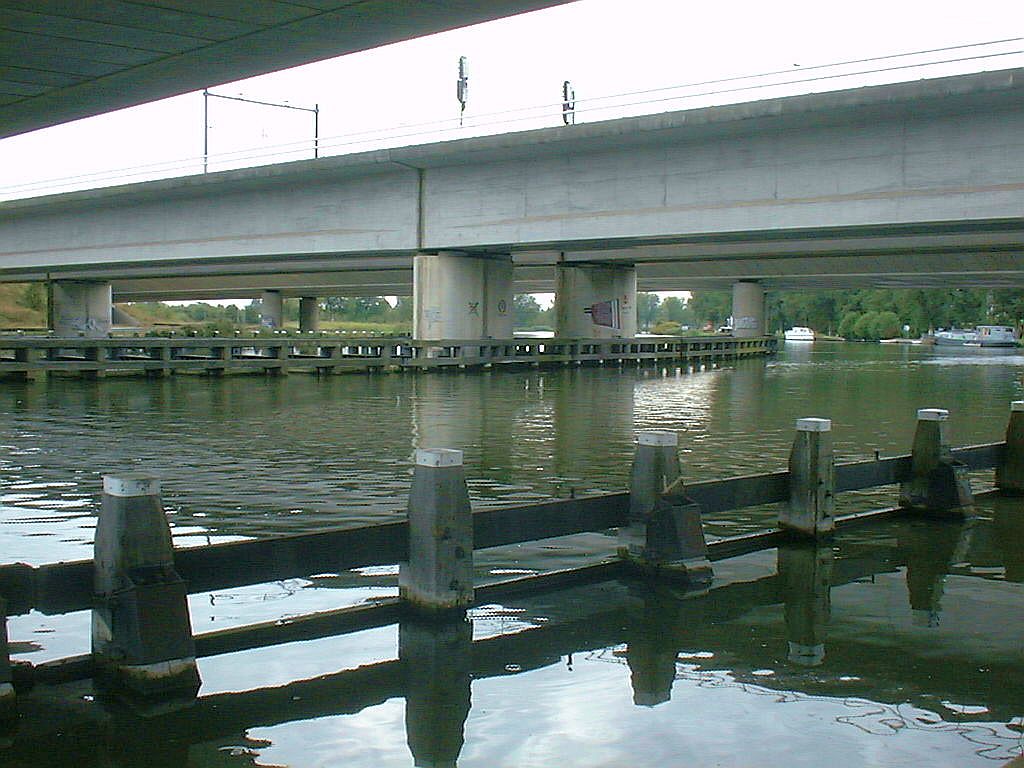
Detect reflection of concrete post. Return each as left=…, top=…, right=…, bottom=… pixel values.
left=400, top=449, right=474, bottom=614
left=92, top=475, right=200, bottom=698
left=620, top=432, right=712, bottom=583
left=996, top=401, right=1024, bottom=495
left=993, top=501, right=1024, bottom=582
left=778, top=544, right=832, bottom=666
left=0, top=599, right=13, bottom=720
left=731, top=281, right=764, bottom=338
left=780, top=418, right=835, bottom=537
left=626, top=587, right=683, bottom=706
left=298, top=297, right=320, bottom=333
left=900, top=519, right=973, bottom=627
left=400, top=617, right=472, bottom=768
left=260, top=290, right=283, bottom=329
left=899, top=409, right=973, bottom=515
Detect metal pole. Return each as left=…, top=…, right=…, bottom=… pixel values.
left=314, top=104, right=319, bottom=159
left=202, top=89, right=209, bottom=174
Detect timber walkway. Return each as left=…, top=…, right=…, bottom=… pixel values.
left=0, top=334, right=774, bottom=380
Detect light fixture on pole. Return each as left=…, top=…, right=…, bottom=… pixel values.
left=562, top=80, right=575, bottom=126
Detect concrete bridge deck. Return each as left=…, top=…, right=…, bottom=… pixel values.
left=3, top=67, right=1024, bottom=297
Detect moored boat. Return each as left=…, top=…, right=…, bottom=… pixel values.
left=784, top=326, right=815, bottom=341
left=934, top=326, right=1019, bottom=347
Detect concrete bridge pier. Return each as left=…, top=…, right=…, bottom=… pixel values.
left=413, top=252, right=512, bottom=342
left=48, top=280, right=112, bottom=337
left=555, top=263, right=637, bottom=338
left=260, top=290, right=283, bottom=329
left=298, top=297, right=320, bottom=333
left=731, top=281, right=765, bottom=338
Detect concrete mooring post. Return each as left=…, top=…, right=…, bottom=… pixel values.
left=92, top=474, right=200, bottom=698
left=780, top=418, right=835, bottom=538
left=996, top=401, right=1024, bottom=495
left=619, top=431, right=712, bottom=584
left=399, top=449, right=474, bottom=614
left=0, top=599, right=13, bottom=720
left=898, top=408, right=974, bottom=515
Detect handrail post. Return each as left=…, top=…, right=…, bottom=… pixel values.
left=93, top=474, right=200, bottom=699
left=400, top=449, right=474, bottom=614
left=996, top=401, right=1024, bottom=495
left=780, top=418, right=835, bottom=537
left=0, top=598, right=13, bottom=720
left=898, top=408, right=974, bottom=515
left=620, top=431, right=712, bottom=583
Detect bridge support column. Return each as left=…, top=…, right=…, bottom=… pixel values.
left=400, top=449, right=474, bottom=614
left=780, top=418, right=835, bottom=538
left=555, top=263, right=636, bottom=338
left=299, top=297, right=320, bottom=333
left=413, top=252, right=512, bottom=341
left=899, top=409, right=974, bottom=515
left=619, top=431, right=712, bottom=584
left=996, top=401, right=1024, bottom=494
left=731, top=281, right=764, bottom=338
left=92, top=474, right=200, bottom=699
left=260, top=290, right=283, bottom=329
left=48, top=280, right=112, bottom=338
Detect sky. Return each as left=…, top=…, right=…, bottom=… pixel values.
left=0, top=0, right=1021, bottom=302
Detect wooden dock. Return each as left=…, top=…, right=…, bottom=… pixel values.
left=0, top=334, right=775, bottom=380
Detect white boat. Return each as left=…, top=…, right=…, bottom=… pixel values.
left=784, top=327, right=815, bottom=341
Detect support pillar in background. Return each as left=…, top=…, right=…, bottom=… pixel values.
left=400, top=617, right=472, bottom=768
left=260, top=290, right=283, bottom=329
left=92, top=474, right=200, bottom=699
left=554, top=263, right=637, bottom=338
left=299, top=297, right=320, bottom=333
left=48, top=280, right=112, bottom=338
left=899, top=408, right=974, bottom=515
left=413, top=252, right=512, bottom=340
left=399, top=449, right=474, bottom=614
left=780, top=418, right=835, bottom=538
left=731, top=280, right=765, bottom=338
left=996, top=401, right=1024, bottom=494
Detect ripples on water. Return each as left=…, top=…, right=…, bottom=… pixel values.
left=1, top=342, right=1022, bottom=563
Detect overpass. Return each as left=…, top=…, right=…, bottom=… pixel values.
left=0, top=0, right=571, bottom=139
left=2, top=67, right=1023, bottom=337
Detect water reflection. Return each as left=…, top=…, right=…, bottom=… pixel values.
left=900, top=519, right=974, bottom=627
left=779, top=543, right=833, bottom=667
left=4, top=510, right=1024, bottom=766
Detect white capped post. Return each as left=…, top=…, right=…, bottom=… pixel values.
left=780, top=417, right=835, bottom=537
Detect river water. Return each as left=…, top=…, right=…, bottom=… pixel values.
left=1, top=341, right=1022, bottom=767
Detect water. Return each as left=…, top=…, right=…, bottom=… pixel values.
left=2, top=341, right=1023, bottom=766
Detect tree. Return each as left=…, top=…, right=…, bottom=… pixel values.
left=688, top=291, right=732, bottom=329
left=636, top=293, right=660, bottom=331
left=513, top=294, right=543, bottom=328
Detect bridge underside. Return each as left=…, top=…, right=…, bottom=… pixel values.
left=65, top=219, right=1024, bottom=300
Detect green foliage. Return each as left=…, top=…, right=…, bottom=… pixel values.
left=636, top=293, right=660, bottom=331
left=650, top=320, right=683, bottom=335
left=22, top=283, right=46, bottom=312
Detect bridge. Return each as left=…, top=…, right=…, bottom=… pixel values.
left=2, top=67, right=1023, bottom=338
